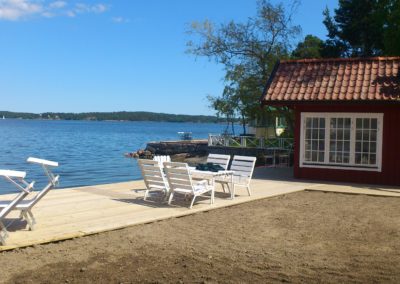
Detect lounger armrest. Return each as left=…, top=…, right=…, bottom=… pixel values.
left=27, top=157, right=59, bottom=167
left=0, top=170, right=26, bottom=179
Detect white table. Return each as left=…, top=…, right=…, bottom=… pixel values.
left=189, top=169, right=234, bottom=200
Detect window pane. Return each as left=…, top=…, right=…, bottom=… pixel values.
left=344, top=118, right=351, bottom=128
left=355, top=153, right=362, bottom=164
left=344, top=129, right=350, bottom=140
left=337, top=129, right=343, bottom=140
left=356, top=118, right=362, bottom=128
left=319, top=118, right=325, bottom=128
left=355, top=142, right=361, bottom=152
left=329, top=152, right=335, bottom=163
left=305, top=151, right=311, bottom=161
left=312, top=140, right=318, bottom=150
left=371, top=119, right=377, bottom=130
left=312, top=118, right=318, bottom=128
left=365, top=142, right=371, bottom=153
left=312, top=130, right=318, bottom=139
left=330, top=118, right=336, bottom=128
left=356, top=130, right=362, bottom=141
left=370, top=142, right=376, bottom=152
left=338, top=118, right=344, bottom=128
left=306, top=118, right=312, bottom=128
left=363, top=118, right=370, bottom=129
left=318, top=152, right=324, bottom=162
left=312, top=151, right=318, bottom=161
left=370, top=154, right=376, bottom=164
left=337, top=141, right=343, bottom=151
left=305, top=129, right=311, bottom=139
left=363, top=131, right=370, bottom=141
left=344, top=141, right=350, bottom=152
left=330, top=141, right=336, bottom=151
left=319, top=129, right=325, bottom=139
left=370, top=130, right=377, bottom=141
left=362, top=154, right=369, bottom=164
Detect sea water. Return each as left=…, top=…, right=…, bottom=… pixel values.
left=0, top=119, right=238, bottom=193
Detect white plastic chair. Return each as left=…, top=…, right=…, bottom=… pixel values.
left=0, top=170, right=35, bottom=245
left=153, top=155, right=171, bottom=168
left=215, top=155, right=256, bottom=198
left=206, top=154, right=231, bottom=170
left=230, top=155, right=257, bottom=196
left=164, top=162, right=214, bottom=209
left=138, top=159, right=169, bottom=201
left=0, top=157, right=59, bottom=232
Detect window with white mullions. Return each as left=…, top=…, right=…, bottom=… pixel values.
left=355, top=118, right=378, bottom=166
left=304, top=117, right=325, bottom=163
left=329, top=118, right=351, bottom=164
left=300, top=113, right=383, bottom=172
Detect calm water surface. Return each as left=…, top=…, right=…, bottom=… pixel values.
left=0, top=119, right=234, bottom=193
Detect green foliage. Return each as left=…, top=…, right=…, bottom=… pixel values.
left=292, top=35, right=324, bottom=59
left=187, top=0, right=300, bottom=134
left=0, top=111, right=224, bottom=123
left=323, top=0, right=400, bottom=57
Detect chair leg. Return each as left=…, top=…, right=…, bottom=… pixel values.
left=168, top=192, right=174, bottom=205
left=246, top=185, right=251, bottom=196
left=143, top=190, right=149, bottom=201
left=25, top=210, right=36, bottom=231
left=221, top=183, right=226, bottom=193
left=0, top=220, right=8, bottom=245
left=189, top=195, right=196, bottom=209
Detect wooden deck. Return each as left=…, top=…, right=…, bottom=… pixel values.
left=1, top=168, right=400, bottom=251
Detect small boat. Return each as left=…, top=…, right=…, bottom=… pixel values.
left=2, top=115, right=4, bottom=120
left=178, top=131, right=192, bottom=140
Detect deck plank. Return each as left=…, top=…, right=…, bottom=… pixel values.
left=1, top=171, right=399, bottom=251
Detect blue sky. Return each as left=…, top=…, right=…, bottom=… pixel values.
left=0, top=0, right=337, bottom=115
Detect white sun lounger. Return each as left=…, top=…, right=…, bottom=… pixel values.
left=0, top=157, right=59, bottom=233
left=0, top=170, right=35, bottom=245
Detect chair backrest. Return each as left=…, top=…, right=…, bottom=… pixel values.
left=230, top=155, right=257, bottom=178
left=153, top=155, right=171, bottom=168
left=163, top=162, right=194, bottom=194
left=206, top=154, right=231, bottom=170
left=138, top=159, right=168, bottom=190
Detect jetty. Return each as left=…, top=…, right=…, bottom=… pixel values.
left=0, top=168, right=399, bottom=251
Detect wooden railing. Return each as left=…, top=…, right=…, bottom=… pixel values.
left=208, top=134, right=294, bottom=150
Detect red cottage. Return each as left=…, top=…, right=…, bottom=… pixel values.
left=261, top=57, right=400, bottom=186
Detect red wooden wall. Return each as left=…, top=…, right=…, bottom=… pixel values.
left=293, top=103, right=400, bottom=186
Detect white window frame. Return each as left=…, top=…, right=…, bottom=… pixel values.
left=300, top=112, right=383, bottom=172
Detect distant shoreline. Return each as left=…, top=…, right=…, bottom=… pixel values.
left=0, top=111, right=229, bottom=124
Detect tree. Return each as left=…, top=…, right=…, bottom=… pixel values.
left=207, top=94, right=237, bottom=135
left=383, top=0, right=400, bottom=55
left=186, top=0, right=301, bottom=134
left=291, top=34, right=324, bottom=59
left=323, top=0, right=400, bottom=57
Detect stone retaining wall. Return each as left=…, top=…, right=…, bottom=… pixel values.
left=146, top=140, right=209, bottom=156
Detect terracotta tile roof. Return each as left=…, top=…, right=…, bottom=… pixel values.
left=261, top=57, right=400, bottom=104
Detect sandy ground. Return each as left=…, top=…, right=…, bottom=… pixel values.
left=0, top=191, right=399, bottom=283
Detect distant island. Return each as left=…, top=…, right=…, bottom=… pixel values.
left=0, top=111, right=225, bottom=123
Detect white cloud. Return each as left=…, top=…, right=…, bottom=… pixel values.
left=112, top=16, right=129, bottom=24
left=0, top=0, right=108, bottom=21
left=0, top=0, right=42, bottom=21
left=49, top=1, right=66, bottom=9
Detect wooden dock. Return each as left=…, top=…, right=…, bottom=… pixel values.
left=1, top=168, right=399, bottom=251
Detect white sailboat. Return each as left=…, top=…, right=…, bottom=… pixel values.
left=2, top=115, right=4, bottom=120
